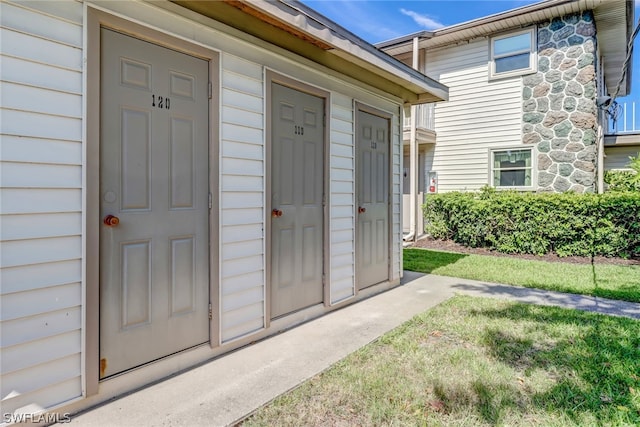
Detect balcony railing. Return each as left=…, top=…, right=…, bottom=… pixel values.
left=607, top=101, right=640, bottom=135
left=403, top=103, right=435, bottom=131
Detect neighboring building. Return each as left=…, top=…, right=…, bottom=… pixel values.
left=377, top=0, right=638, bottom=237
left=0, top=0, right=447, bottom=421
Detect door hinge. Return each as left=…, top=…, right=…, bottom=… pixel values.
left=208, top=192, right=212, bottom=209
left=208, top=82, right=212, bottom=99
left=208, top=303, right=213, bottom=320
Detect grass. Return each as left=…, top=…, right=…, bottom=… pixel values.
left=403, top=248, right=640, bottom=303
left=243, top=296, right=640, bottom=427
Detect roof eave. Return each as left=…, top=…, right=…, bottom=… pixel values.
left=376, top=0, right=632, bottom=97
left=250, top=0, right=448, bottom=102
left=172, top=0, right=448, bottom=103
left=376, top=0, right=585, bottom=51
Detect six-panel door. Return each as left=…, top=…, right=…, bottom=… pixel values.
left=356, top=110, right=390, bottom=289
left=270, top=83, right=324, bottom=318
left=99, top=29, right=210, bottom=377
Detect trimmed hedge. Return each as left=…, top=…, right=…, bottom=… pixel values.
left=423, top=188, right=640, bottom=258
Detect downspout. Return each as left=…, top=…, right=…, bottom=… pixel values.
left=597, top=124, right=604, bottom=193
left=408, top=36, right=419, bottom=242
left=596, top=56, right=605, bottom=194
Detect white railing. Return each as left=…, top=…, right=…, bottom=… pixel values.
left=608, top=101, right=640, bottom=134
left=403, top=103, right=436, bottom=131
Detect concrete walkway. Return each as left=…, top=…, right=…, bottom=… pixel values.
left=66, top=273, right=640, bottom=427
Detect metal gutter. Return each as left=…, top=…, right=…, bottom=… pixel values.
left=377, top=0, right=584, bottom=50
left=624, top=0, right=634, bottom=95
left=432, top=0, right=579, bottom=36
left=361, top=31, right=433, bottom=50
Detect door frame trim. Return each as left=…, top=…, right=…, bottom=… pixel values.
left=354, top=101, right=393, bottom=291
left=85, top=6, right=220, bottom=396
left=264, top=70, right=331, bottom=326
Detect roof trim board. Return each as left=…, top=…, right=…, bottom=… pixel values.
left=172, top=0, right=449, bottom=103
left=376, top=0, right=633, bottom=96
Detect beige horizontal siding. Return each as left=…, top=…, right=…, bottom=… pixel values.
left=1, top=283, right=81, bottom=322
left=391, top=115, right=402, bottom=279
left=604, top=146, right=640, bottom=170
left=1, top=0, right=405, bottom=418
left=0, top=0, right=83, bottom=415
left=1, top=135, right=81, bottom=165
left=0, top=28, right=81, bottom=71
left=424, top=38, right=523, bottom=192
left=1, top=354, right=81, bottom=401
left=219, top=53, right=266, bottom=343
left=1, top=1, right=83, bottom=37
left=1, top=81, right=81, bottom=117
left=1, top=162, right=81, bottom=188
left=1, top=55, right=82, bottom=93
left=1, top=307, right=81, bottom=348
left=2, top=109, right=82, bottom=141
left=329, top=94, right=355, bottom=304
left=0, top=260, right=81, bottom=295
left=221, top=271, right=263, bottom=296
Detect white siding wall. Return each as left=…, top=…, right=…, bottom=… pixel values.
left=0, top=0, right=404, bottom=416
left=329, top=94, right=355, bottom=304
left=219, top=54, right=266, bottom=343
left=391, top=113, right=402, bottom=280
left=604, top=146, right=640, bottom=170
left=0, top=0, right=84, bottom=414
left=424, top=39, right=523, bottom=192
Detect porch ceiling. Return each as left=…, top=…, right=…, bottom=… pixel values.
left=402, top=128, right=437, bottom=145
left=171, top=0, right=448, bottom=104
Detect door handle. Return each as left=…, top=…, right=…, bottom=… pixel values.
left=358, top=207, right=366, bottom=214
left=272, top=209, right=283, bottom=218
left=103, top=214, right=120, bottom=227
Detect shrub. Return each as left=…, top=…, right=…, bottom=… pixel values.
left=604, top=153, right=640, bottom=192
left=604, top=170, right=640, bottom=192
left=423, top=188, right=640, bottom=258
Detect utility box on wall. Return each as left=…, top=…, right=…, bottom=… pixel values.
left=427, top=171, right=438, bottom=194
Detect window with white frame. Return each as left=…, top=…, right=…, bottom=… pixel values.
left=490, top=28, right=536, bottom=79
left=491, top=148, right=533, bottom=188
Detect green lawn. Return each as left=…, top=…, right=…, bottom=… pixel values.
left=404, top=248, right=640, bottom=303
left=243, top=296, right=640, bottom=426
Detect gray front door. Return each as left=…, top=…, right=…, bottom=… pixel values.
left=356, top=109, right=390, bottom=289
left=99, top=29, right=209, bottom=378
left=270, top=83, right=324, bottom=318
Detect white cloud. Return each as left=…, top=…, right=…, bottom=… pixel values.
left=400, top=9, right=445, bottom=30
left=306, top=0, right=402, bottom=42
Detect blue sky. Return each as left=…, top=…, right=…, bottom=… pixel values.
left=302, top=0, right=639, bottom=111
left=302, top=0, right=542, bottom=43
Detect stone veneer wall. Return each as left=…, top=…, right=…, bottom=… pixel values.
left=522, top=12, right=598, bottom=193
